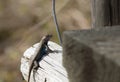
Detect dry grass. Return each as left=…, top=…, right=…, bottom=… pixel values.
left=0, top=0, right=91, bottom=82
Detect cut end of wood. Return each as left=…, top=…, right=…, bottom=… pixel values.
left=63, top=27, right=120, bottom=82
left=20, top=41, right=68, bottom=82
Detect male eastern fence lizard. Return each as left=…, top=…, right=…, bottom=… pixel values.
left=28, top=34, right=52, bottom=82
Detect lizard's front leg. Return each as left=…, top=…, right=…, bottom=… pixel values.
left=46, top=45, right=54, bottom=53
left=46, top=45, right=61, bottom=54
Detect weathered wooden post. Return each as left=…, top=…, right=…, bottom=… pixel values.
left=63, top=0, right=120, bottom=82
left=20, top=41, right=68, bottom=82
left=92, top=0, right=120, bottom=27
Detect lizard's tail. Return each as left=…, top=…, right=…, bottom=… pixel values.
left=28, top=69, right=32, bottom=82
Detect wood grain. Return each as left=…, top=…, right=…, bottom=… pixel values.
left=20, top=41, right=68, bottom=82
left=63, top=26, right=120, bottom=82
left=92, top=0, right=120, bottom=28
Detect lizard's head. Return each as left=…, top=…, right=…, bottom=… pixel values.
left=42, top=34, right=52, bottom=44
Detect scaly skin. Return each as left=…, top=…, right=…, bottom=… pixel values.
left=28, top=34, right=52, bottom=82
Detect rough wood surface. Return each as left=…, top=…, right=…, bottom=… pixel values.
left=92, top=0, right=120, bottom=28
left=63, top=26, right=120, bottom=82
left=20, top=41, right=68, bottom=82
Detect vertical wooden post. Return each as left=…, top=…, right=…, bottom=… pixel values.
left=63, top=0, right=120, bottom=82
left=92, top=0, right=120, bottom=28
left=63, top=27, right=120, bottom=82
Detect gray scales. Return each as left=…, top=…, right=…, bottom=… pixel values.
left=28, top=34, right=53, bottom=82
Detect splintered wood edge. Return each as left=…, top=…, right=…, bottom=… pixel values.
left=20, top=41, right=68, bottom=82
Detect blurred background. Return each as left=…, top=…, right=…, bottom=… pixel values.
left=0, top=0, right=91, bottom=82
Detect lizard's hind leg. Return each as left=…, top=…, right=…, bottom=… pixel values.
left=33, top=61, right=44, bottom=82
left=33, top=61, right=39, bottom=82
left=33, top=61, right=44, bottom=73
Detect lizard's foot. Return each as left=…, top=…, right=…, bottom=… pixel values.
left=39, top=65, right=44, bottom=70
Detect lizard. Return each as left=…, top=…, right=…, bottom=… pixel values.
left=28, top=34, right=53, bottom=82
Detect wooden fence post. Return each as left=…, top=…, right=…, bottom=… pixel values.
left=91, top=0, right=120, bottom=28
left=63, top=0, right=120, bottom=82
left=63, top=27, right=120, bottom=82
